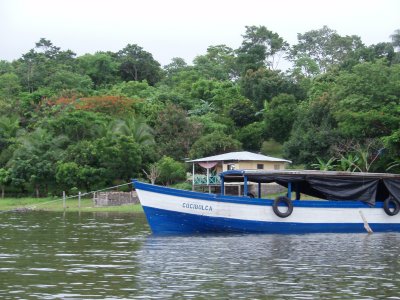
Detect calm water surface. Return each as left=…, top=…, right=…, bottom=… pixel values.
left=1, top=211, right=400, bottom=299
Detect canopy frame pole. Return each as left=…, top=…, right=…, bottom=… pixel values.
left=221, top=176, right=224, bottom=196
left=244, top=176, right=248, bottom=197
left=295, top=183, right=301, bottom=200
left=287, top=182, right=292, bottom=199
left=258, top=182, right=261, bottom=198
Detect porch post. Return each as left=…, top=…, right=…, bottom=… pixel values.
left=192, top=163, right=195, bottom=191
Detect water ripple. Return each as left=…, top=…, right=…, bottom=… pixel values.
left=1, top=212, right=400, bottom=299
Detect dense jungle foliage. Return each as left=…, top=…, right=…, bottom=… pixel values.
left=0, top=26, right=399, bottom=197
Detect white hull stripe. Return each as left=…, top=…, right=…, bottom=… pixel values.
left=136, top=189, right=400, bottom=224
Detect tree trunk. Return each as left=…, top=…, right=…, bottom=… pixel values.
left=1, top=186, right=4, bottom=199
left=35, top=185, right=40, bottom=198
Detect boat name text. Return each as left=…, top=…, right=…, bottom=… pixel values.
left=182, top=202, right=212, bottom=211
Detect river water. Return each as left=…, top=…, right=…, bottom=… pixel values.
left=1, top=211, right=400, bottom=299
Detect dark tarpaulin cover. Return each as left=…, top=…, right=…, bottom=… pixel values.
left=223, top=172, right=400, bottom=205
left=307, top=176, right=379, bottom=204
left=384, top=178, right=400, bottom=203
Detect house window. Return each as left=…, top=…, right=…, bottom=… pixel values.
left=227, top=164, right=236, bottom=170
left=257, top=164, right=264, bottom=170
left=274, top=164, right=281, bottom=170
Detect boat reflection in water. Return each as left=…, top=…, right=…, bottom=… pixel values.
left=134, top=232, right=400, bottom=298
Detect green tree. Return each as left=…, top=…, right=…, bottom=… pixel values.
left=117, top=44, right=162, bottom=85
left=0, top=60, right=14, bottom=74
left=14, top=39, right=76, bottom=93
left=159, top=68, right=204, bottom=107
left=264, top=93, right=298, bottom=143
left=193, top=45, right=236, bottom=80
left=384, top=129, right=400, bottom=159
left=164, top=57, right=188, bottom=77
left=190, top=79, right=219, bottom=102
left=290, top=55, right=321, bottom=78
left=8, top=128, right=68, bottom=197
left=156, top=156, right=186, bottom=186
left=342, top=42, right=396, bottom=69
left=14, top=49, right=46, bottom=93
left=240, top=67, right=303, bottom=109
left=228, top=98, right=259, bottom=127
left=111, top=116, right=155, bottom=146
left=61, top=140, right=106, bottom=191
left=391, top=29, right=400, bottom=51
left=334, top=60, right=400, bottom=140
left=210, top=81, right=245, bottom=112
left=0, top=116, right=19, bottom=150
left=45, top=110, right=110, bottom=142
left=290, top=26, right=364, bottom=73
left=56, top=162, right=80, bottom=192
left=0, top=168, right=10, bottom=198
left=46, top=70, right=93, bottom=93
left=260, top=139, right=284, bottom=158
left=235, top=122, right=264, bottom=152
left=284, top=96, right=339, bottom=166
left=189, top=131, right=242, bottom=158
left=96, top=135, right=143, bottom=182
left=0, top=73, right=21, bottom=100
left=190, top=113, right=234, bottom=135
left=154, top=104, right=203, bottom=160
left=77, top=52, right=119, bottom=88
left=236, top=25, right=288, bottom=73
left=109, top=80, right=154, bottom=98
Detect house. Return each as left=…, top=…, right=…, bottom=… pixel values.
left=186, top=151, right=291, bottom=193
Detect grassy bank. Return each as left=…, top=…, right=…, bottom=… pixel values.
left=0, top=197, right=143, bottom=213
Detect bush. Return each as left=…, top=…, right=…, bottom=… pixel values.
left=156, top=156, right=186, bottom=186
left=171, top=182, right=192, bottom=191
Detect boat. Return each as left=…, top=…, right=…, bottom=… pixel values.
left=133, top=170, right=400, bottom=234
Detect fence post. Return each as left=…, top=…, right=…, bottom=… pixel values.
left=78, top=191, right=81, bottom=209
left=63, top=191, right=66, bottom=211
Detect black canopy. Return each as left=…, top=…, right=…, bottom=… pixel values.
left=220, top=170, right=400, bottom=205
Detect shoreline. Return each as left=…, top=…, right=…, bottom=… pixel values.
left=0, top=197, right=143, bottom=213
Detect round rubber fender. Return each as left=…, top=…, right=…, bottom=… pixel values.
left=383, top=197, right=400, bottom=216
left=273, top=196, right=293, bottom=218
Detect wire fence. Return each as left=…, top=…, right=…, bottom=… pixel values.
left=0, top=182, right=133, bottom=214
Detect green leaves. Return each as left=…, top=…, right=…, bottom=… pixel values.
left=290, top=26, right=364, bottom=74
left=264, top=93, right=297, bottom=143
left=189, top=131, right=242, bottom=159
left=236, top=25, right=289, bottom=72
left=117, top=44, right=162, bottom=85
left=0, top=29, right=398, bottom=197
left=154, top=104, right=202, bottom=160
left=155, top=156, right=186, bottom=186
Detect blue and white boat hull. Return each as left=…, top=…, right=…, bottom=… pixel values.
left=133, top=181, right=400, bottom=234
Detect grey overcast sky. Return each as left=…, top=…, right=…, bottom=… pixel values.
left=0, top=0, right=399, bottom=66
